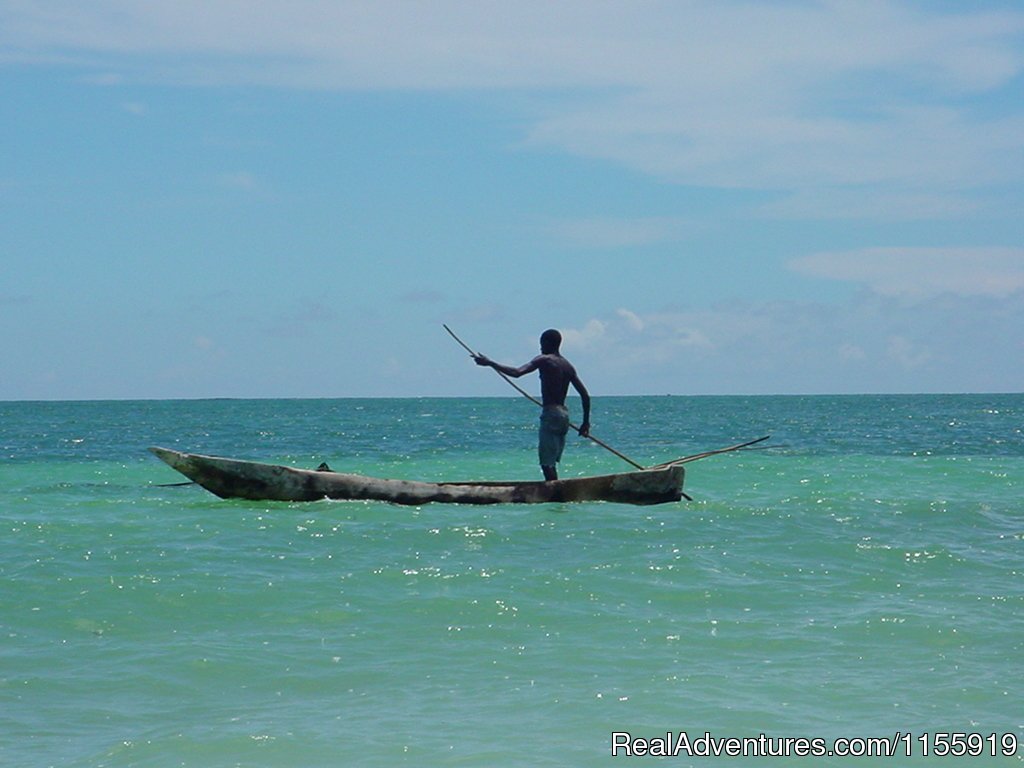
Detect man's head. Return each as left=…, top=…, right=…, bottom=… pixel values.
left=540, top=328, right=562, bottom=354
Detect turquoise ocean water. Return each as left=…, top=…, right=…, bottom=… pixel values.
left=1, top=394, right=1022, bottom=767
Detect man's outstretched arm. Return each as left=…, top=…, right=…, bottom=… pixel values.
left=473, top=354, right=539, bottom=379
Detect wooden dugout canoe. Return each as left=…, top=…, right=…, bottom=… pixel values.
left=149, top=446, right=685, bottom=506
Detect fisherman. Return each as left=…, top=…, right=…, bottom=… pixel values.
left=473, top=329, right=591, bottom=481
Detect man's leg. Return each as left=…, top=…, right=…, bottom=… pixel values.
left=539, top=407, right=569, bottom=482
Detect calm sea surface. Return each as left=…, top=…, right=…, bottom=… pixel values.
left=1, top=395, right=1022, bottom=767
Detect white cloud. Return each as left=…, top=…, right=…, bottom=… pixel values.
left=616, top=308, right=644, bottom=332
left=3, top=1, right=1022, bottom=215
left=564, top=308, right=716, bottom=367
left=562, top=318, right=607, bottom=349
left=789, top=247, right=1024, bottom=298
left=557, top=293, right=1024, bottom=394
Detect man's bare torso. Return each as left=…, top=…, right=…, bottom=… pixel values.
left=532, top=354, right=578, bottom=407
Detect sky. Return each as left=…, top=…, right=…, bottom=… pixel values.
left=2, top=0, right=1023, bottom=399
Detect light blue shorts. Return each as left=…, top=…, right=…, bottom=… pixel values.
left=538, top=406, right=570, bottom=467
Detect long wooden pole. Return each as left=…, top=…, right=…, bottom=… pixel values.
left=444, top=324, right=646, bottom=471
left=647, top=435, right=771, bottom=468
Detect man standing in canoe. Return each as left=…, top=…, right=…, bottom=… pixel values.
left=473, top=329, right=591, bottom=481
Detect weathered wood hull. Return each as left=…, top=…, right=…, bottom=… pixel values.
left=149, top=447, right=685, bottom=506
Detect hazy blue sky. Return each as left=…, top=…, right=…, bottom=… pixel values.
left=2, top=1, right=1023, bottom=399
